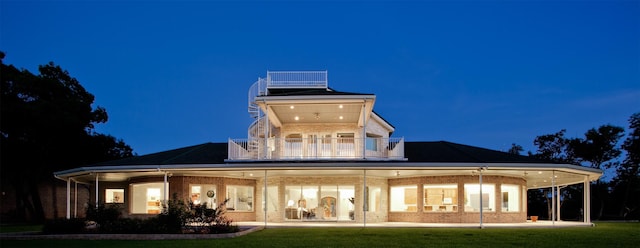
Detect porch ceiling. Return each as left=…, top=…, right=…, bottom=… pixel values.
left=270, top=103, right=362, bottom=125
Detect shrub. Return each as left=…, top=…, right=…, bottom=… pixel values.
left=42, top=218, right=86, bottom=234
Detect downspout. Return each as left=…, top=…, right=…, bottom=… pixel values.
left=264, top=169, right=268, bottom=228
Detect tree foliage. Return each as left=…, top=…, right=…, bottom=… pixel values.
left=1, top=56, right=134, bottom=222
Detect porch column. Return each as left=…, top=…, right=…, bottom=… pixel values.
left=363, top=169, right=367, bottom=228
left=95, top=173, right=99, bottom=207
left=264, top=114, right=269, bottom=159
left=584, top=176, right=591, bottom=223
left=66, top=178, right=71, bottom=219
left=551, top=171, right=555, bottom=225
left=163, top=171, right=168, bottom=203
left=74, top=180, right=78, bottom=218
left=479, top=167, right=484, bottom=229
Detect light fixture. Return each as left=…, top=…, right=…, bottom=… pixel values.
left=396, top=171, right=400, bottom=176
left=538, top=171, right=543, bottom=174
left=290, top=105, right=295, bottom=109
left=294, top=116, right=299, bottom=121
left=339, top=116, right=343, bottom=120
left=339, top=104, right=343, bottom=109
left=314, top=113, right=320, bottom=120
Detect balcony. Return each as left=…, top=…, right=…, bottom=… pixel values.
left=227, top=137, right=405, bottom=161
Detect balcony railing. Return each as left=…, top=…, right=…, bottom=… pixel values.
left=227, top=137, right=405, bottom=161
left=266, top=71, right=328, bottom=89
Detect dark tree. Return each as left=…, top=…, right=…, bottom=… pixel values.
left=1, top=57, right=134, bottom=222
left=613, top=113, right=640, bottom=219
left=507, top=143, right=524, bottom=155
left=530, top=129, right=573, bottom=163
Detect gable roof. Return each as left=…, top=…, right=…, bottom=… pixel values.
left=86, top=141, right=552, bottom=167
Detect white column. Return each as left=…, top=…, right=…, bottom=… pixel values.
left=66, top=178, right=71, bottom=219
left=584, top=176, right=591, bottom=223
left=163, top=171, right=169, bottom=203
left=95, top=173, right=99, bottom=208
left=479, top=168, right=484, bottom=229
left=551, top=171, right=555, bottom=225
left=363, top=169, right=367, bottom=227
left=264, top=114, right=269, bottom=159
left=74, top=180, right=78, bottom=218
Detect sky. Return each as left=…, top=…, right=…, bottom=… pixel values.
left=1, top=0, right=639, bottom=158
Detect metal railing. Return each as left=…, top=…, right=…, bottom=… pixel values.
left=266, top=71, right=328, bottom=88
left=228, top=137, right=404, bottom=161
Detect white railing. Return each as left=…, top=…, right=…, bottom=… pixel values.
left=227, top=137, right=404, bottom=161
left=266, top=71, right=328, bottom=88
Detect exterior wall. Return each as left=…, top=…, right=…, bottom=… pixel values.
left=388, top=175, right=527, bottom=223
left=365, top=117, right=391, bottom=138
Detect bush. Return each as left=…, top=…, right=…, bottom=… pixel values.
left=42, top=218, right=86, bottom=234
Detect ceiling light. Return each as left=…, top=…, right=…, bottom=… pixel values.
left=538, top=171, right=543, bottom=174
left=339, top=116, right=343, bottom=120
left=294, top=116, right=299, bottom=121
left=339, top=104, right=343, bottom=109
left=290, top=105, right=294, bottom=109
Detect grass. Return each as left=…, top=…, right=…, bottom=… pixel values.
left=1, top=222, right=638, bottom=248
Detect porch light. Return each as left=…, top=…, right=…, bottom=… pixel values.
left=339, top=116, right=343, bottom=120
left=339, top=104, right=343, bottom=109
left=294, top=116, right=299, bottom=121
left=290, top=105, right=294, bottom=109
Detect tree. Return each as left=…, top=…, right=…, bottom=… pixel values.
left=530, top=129, right=573, bottom=163
left=613, top=113, right=640, bottom=219
left=507, top=143, right=524, bottom=155
left=1, top=57, right=134, bottom=222
left=567, top=124, right=624, bottom=220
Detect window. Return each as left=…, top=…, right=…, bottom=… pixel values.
left=423, top=184, right=458, bottom=212
left=390, top=185, right=417, bottom=212
left=105, top=189, right=124, bottom=203
left=501, top=184, right=520, bottom=212
left=130, top=183, right=166, bottom=214
left=190, top=184, right=216, bottom=209
left=365, top=133, right=380, bottom=151
left=464, top=184, right=495, bottom=212
left=227, top=185, right=253, bottom=211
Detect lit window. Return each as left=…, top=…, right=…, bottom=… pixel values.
left=105, top=189, right=124, bottom=203
left=423, top=184, right=458, bottom=212
left=464, top=184, right=495, bottom=212
left=227, top=185, right=254, bottom=211
left=130, top=183, right=166, bottom=214
left=390, top=185, right=417, bottom=212
left=501, top=184, right=520, bottom=212
left=190, top=184, right=216, bottom=209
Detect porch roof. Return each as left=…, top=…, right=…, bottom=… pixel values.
left=54, top=141, right=602, bottom=188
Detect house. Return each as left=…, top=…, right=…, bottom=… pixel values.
left=54, top=71, right=601, bottom=225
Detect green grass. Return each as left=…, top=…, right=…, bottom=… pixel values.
left=1, top=222, right=638, bottom=248
left=0, top=224, right=42, bottom=233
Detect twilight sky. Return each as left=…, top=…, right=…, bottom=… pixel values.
left=1, top=0, right=639, bottom=156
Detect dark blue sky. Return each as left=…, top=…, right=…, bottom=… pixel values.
left=2, top=1, right=639, bottom=157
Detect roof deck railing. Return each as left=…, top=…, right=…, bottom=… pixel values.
left=266, top=71, right=328, bottom=89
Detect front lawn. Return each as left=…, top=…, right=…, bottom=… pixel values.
left=1, top=222, right=638, bottom=248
